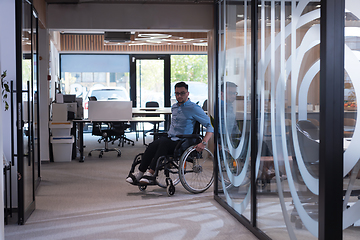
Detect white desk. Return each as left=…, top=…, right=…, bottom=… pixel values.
left=132, top=108, right=172, bottom=116
left=73, top=116, right=165, bottom=162
left=88, top=101, right=133, bottom=121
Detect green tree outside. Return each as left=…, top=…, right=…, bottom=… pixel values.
left=171, top=55, right=208, bottom=84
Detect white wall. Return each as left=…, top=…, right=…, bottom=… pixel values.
left=0, top=0, right=16, bottom=237
left=39, top=28, right=50, bottom=162
left=47, top=3, right=214, bottom=31
left=49, top=41, right=60, bottom=102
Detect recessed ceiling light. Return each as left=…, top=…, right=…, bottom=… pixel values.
left=138, top=33, right=172, bottom=38
left=129, top=43, right=147, bottom=46
left=146, top=39, right=162, bottom=43
left=193, top=43, right=207, bottom=46
left=163, top=38, right=194, bottom=42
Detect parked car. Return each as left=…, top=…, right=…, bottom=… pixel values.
left=83, top=86, right=130, bottom=119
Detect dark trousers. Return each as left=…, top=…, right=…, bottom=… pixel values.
left=139, top=137, right=179, bottom=172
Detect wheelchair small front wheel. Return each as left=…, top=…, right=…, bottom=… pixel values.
left=179, top=146, right=214, bottom=194
left=139, top=185, right=147, bottom=191
left=155, top=156, right=180, bottom=189
left=167, top=184, right=175, bottom=196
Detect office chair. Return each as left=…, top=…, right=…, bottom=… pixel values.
left=88, top=122, right=122, bottom=158
left=112, top=122, right=135, bottom=147
left=142, top=101, right=161, bottom=145
left=307, top=118, right=319, bottom=127
left=289, top=120, right=320, bottom=229
left=201, top=100, right=208, bottom=136
left=344, top=118, right=356, bottom=138
left=202, top=99, right=208, bottom=111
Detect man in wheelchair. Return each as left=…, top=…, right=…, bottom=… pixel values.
left=126, top=82, right=214, bottom=194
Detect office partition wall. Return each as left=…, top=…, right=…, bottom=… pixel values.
left=15, top=0, right=39, bottom=224
left=214, top=0, right=359, bottom=239
left=342, top=0, right=360, bottom=238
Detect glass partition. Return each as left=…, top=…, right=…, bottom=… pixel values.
left=343, top=0, right=360, bottom=238
left=15, top=0, right=38, bottom=224
left=256, top=1, right=320, bottom=239
left=217, top=0, right=252, bottom=222
left=216, top=0, right=327, bottom=239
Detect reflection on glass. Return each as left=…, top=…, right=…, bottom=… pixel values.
left=21, top=0, right=36, bottom=221
left=217, top=0, right=252, bottom=221
left=255, top=1, right=320, bottom=239
left=343, top=1, right=360, bottom=239
left=220, top=82, right=241, bottom=148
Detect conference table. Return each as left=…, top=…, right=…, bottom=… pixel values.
left=73, top=116, right=165, bottom=162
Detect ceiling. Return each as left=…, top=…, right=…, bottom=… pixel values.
left=46, top=0, right=212, bottom=48
left=50, top=2, right=211, bottom=47
left=60, top=31, right=208, bottom=47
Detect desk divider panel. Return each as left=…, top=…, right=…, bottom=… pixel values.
left=88, top=101, right=132, bottom=121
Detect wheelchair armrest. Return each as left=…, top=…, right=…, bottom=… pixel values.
left=150, top=132, right=168, bottom=137
left=176, top=134, right=201, bottom=139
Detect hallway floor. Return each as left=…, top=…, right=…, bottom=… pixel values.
left=4, top=132, right=257, bottom=240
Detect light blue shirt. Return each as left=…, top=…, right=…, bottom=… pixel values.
left=167, top=99, right=214, bottom=140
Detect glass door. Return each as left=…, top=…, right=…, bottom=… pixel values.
left=136, top=58, right=165, bottom=108
left=136, top=58, right=164, bottom=108
left=15, top=0, right=38, bottom=224
left=130, top=55, right=170, bottom=108
left=130, top=55, right=170, bottom=133
left=31, top=8, right=40, bottom=188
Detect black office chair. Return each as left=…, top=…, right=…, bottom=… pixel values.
left=142, top=101, right=161, bottom=145
left=202, top=99, right=208, bottom=111
left=88, top=122, right=122, bottom=158
left=289, top=120, right=320, bottom=229
left=112, top=122, right=135, bottom=147
left=200, top=100, right=208, bottom=136
left=296, top=120, right=320, bottom=177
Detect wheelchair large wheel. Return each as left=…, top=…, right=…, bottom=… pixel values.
left=155, top=156, right=180, bottom=188
left=219, top=150, right=244, bottom=191
left=179, top=146, right=214, bottom=193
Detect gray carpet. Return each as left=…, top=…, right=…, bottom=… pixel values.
left=5, top=132, right=257, bottom=240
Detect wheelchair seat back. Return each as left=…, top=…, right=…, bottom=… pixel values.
left=173, top=137, right=200, bottom=158
left=173, top=121, right=202, bottom=158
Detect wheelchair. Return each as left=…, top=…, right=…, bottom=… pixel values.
left=127, top=132, right=214, bottom=196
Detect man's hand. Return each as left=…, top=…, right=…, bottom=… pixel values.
left=194, top=132, right=213, bottom=152
left=194, top=142, right=206, bottom=152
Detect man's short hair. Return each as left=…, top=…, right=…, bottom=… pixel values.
left=221, top=82, right=238, bottom=91
left=175, top=81, right=188, bottom=90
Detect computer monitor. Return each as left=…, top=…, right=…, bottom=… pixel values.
left=88, top=96, right=97, bottom=101
left=63, top=94, right=76, bottom=103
